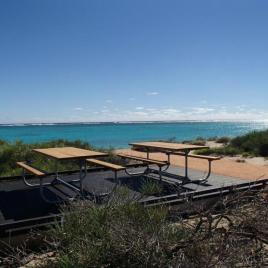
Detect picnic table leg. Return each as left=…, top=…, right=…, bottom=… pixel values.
left=167, top=153, right=171, bottom=164
left=146, top=148, right=150, bottom=159
left=184, top=150, right=190, bottom=180
left=51, top=160, right=60, bottom=185
left=79, top=159, right=87, bottom=196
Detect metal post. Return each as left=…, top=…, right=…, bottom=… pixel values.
left=55, top=160, right=59, bottom=179
left=146, top=149, right=150, bottom=159
left=159, top=166, right=162, bottom=182
left=79, top=159, right=87, bottom=195
left=167, top=153, right=170, bottom=164
left=184, top=150, right=190, bottom=179
left=115, top=171, right=119, bottom=185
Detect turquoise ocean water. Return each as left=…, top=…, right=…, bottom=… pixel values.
left=0, top=121, right=267, bottom=148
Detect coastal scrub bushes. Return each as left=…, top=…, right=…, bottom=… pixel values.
left=2, top=185, right=268, bottom=267
left=231, top=129, right=268, bottom=156
left=216, top=136, right=230, bottom=144
left=195, top=146, right=241, bottom=156
left=16, top=188, right=265, bottom=268
left=0, top=139, right=118, bottom=177
left=196, top=129, right=268, bottom=157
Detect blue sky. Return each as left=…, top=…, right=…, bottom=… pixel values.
left=1, top=0, right=268, bottom=123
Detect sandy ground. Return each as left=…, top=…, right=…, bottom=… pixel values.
left=206, top=141, right=225, bottom=148
left=116, top=148, right=268, bottom=180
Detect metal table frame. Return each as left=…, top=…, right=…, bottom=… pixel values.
left=23, top=147, right=107, bottom=202
left=129, top=142, right=209, bottom=184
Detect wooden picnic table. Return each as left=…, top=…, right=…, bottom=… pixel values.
left=129, top=141, right=208, bottom=152
left=33, top=147, right=106, bottom=160
left=29, top=147, right=107, bottom=202
left=129, top=141, right=209, bottom=181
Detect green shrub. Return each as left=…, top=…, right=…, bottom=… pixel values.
left=192, top=140, right=206, bottom=146
left=52, top=198, right=188, bottom=268
left=195, top=136, right=205, bottom=141
left=195, top=146, right=241, bottom=156
left=207, top=136, right=218, bottom=141
left=0, top=139, right=7, bottom=146
left=231, top=129, right=268, bottom=156
left=195, top=130, right=268, bottom=157
left=140, top=180, right=163, bottom=196
left=241, top=152, right=254, bottom=158
left=48, top=190, right=268, bottom=268
left=216, top=136, right=231, bottom=144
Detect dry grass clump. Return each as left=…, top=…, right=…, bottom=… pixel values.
left=2, top=188, right=268, bottom=267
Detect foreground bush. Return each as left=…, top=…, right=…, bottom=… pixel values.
left=47, top=189, right=268, bottom=268
left=53, top=196, right=187, bottom=267
left=2, top=188, right=268, bottom=267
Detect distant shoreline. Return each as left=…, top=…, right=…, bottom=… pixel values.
left=0, top=119, right=267, bottom=127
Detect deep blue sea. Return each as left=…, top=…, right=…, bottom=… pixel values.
left=0, top=121, right=267, bottom=148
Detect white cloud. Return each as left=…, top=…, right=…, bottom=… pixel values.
left=133, top=111, right=148, bottom=116
left=74, top=107, right=83, bottom=111
left=146, top=91, right=159, bottom=96
left=105, top=99, right=113, bottom=103
left=163, top=108, right=181, bottom=113
left=6, top=104, right=268, bottom=124
left=191, top=107, right=215, bottom=114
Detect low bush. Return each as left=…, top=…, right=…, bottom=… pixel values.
left=231, top=129, right=268, bottom=156
left=191, top=140, right=206, bottom=146
left=195, top=129, right=268, bottom=157
left=216, top=136, right=231, bottom=144
left=2, top=189, right=268, bottom=267
left=53, top=197, right=188, bottom=267
left=195, top=146, right=241, bottom=156
left=47, top=189, right=268, bottom=268
left=207, top=136, right=218, bottom=141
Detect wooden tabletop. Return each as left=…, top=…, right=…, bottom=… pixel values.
left=33, top=147, right=107, bottom=160
left=129, top=141, right=208, bottom=152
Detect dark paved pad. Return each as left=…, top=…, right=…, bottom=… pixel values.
left=160, top=165, right=250, bottom=191
left=0, top=166, right=251, bottom=226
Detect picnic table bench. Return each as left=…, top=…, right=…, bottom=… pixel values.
left=86, top=159, right=125, bottom=184
left=17, top=162, right=45, bottom=177
left=17, top=147, right=107, bottom=202
left=87, top=154, right=169, bottom=183
left=129, top=141, right=220, bottom=183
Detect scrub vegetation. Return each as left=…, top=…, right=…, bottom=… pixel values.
left=2, top=188, right=268, bottom=267
left=195, top=129, right=268, bottom=157
left=0, top=139, right=122, bottom=177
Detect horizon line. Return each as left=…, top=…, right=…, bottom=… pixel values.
left=0, top=119, right=267, bottom=126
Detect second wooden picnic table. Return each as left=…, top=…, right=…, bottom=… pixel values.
left=129, top=141, right=209, bottom=180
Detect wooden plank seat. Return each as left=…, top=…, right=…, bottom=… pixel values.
left=16, top=161, right=53, bottom=192
left=86, top=159, right=125, bottom=171
left=86, top=158, right=126, bottom=185
left=117, top=153, right=167, bottom=166
left=167, top=152, right=221, bottom=161
left=16, top=162, right=45, bottom=177
left=117, top=153, right=169, bottom=181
